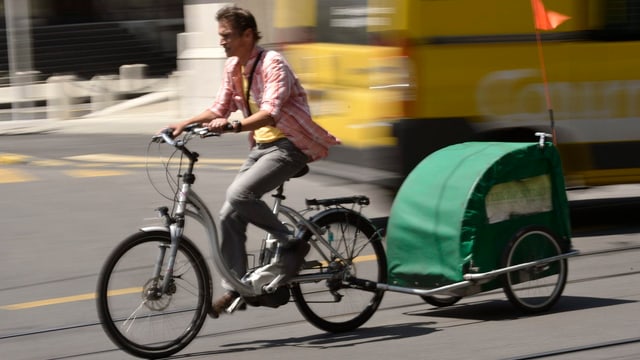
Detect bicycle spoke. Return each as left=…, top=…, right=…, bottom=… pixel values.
left=122, top=300, right=148, bottom=333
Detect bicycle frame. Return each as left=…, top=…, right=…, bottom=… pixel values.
left=143, top=128, right=368, bottom=299
left=147, top=190, right=366, bottom=298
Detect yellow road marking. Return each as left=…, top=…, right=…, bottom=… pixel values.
left=65, top=154, right=150, bottom=163
left=354, top=254, right=378, bottom=263
left=315, top=254, right=377, bottom=268
left=64, top=169, right=130, bottom=178
left=30, top=159, right=73, bottom=167
left=0, top=168, right=37, bottom=183
left=1, top=255, right=378, bottom=310
left=66, top=153, right=244, bottom=165
left=77, top=163, right=111, bottom=168
left=0, top=153, right=31, bottom=165
left=220, top=165, right=242, bottom=171
left=0, top=287, right=141, bottom=310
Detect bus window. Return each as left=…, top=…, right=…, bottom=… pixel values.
left=602, top=0, right=640, bottom=39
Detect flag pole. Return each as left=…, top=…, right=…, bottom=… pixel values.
left=533, top=28, right=557, bottom=144
left=530, top=0, right=569, bottom=145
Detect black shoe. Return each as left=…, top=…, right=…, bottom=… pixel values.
left=279, top=240, right=310, bottom=279
left=208, top=291, right=239, bottom=319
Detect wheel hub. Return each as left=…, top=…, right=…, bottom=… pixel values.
left=141, top=278, right=174, bottom=311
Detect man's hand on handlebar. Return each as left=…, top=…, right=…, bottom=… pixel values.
left=163, top=121, right=189, bottom=137
left=161, top=119, right=234, bottom=137
left=154, top=121, right=234, bottom=144
left=151, top=127, right=177, bottom=145
left=206, top=118, right=235, bottom=133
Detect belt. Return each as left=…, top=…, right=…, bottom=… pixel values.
left=255, top=138, right=289, bottom=149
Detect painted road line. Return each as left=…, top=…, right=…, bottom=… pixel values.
left=64, top=169, right=131, bottom=178
left=76, top=163, right=112, bottom=168
left=30, top=159, right=75, bottom=167
left=0, top=153, right=31, bottom=165
left=0, top=168, right=37, bottom=183
left=65, top=154, right=150, bottom=164
left=0, top=287, right=142, bottom=310
left=65, top=153, right=245, bottom=165
left=0, top=255, right=377, bottom=310
left=315, top=254, right=378, bottom=268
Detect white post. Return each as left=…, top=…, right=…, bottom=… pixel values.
left=119, top=64, right=148, bottom=93
left=91, top=75, right=118, bottom=112
left=176, top=1, right=230, bottom=117
left=46, top=75, right=76, bottom=120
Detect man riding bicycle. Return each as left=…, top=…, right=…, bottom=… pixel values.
left=166, top=5, right=340, bottom=318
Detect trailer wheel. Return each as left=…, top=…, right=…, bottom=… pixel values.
left=501, top=226, right=568, bottom=313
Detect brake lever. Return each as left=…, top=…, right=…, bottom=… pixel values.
left=152, top=129, right=170, bottom=143
left=151, top=134, right=164, bottom=143
left=156, top=128, right=177, bottom=146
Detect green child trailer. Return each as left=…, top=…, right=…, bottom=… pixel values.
left=378, top=134, right=579, bottom=313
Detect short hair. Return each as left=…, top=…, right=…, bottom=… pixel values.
left=216, top=5, right=262, bottom=42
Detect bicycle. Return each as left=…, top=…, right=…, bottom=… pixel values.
left=95, top=124, right=387, bottom=359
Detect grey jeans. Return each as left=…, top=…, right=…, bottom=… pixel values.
left=219, top=138, right=309, bottom=286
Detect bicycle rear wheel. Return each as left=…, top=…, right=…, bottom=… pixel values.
left=96, top=230, right=212, bottom=359
left=291, top=210, right=386, bottom=333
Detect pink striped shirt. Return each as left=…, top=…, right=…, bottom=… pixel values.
left=208, top=46, right=340, bottom=162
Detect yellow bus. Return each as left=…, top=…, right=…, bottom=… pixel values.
left=275, top=0, right=640, bottom=187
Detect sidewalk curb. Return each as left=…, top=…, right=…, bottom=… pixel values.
left=0, top=120, right=59, bottom=136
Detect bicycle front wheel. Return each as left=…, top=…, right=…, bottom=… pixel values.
left=96, top=230, right=212, bottom=359
left=291, top=210, right=386, bottom=333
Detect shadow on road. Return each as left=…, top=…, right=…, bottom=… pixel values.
left=172, top=322, right=438, bottom=358
left=404, top=296, right=635, bottom=322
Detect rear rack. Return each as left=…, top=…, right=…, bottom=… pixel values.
left=305, top=196, right=370, bottom=207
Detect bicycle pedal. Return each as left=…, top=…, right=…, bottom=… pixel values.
left=226, top=296, right=246, bottom=313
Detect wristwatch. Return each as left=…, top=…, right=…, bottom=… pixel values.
left=231, top=120, right=242, bottom=133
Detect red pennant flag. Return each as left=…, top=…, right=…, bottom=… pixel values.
left=531, top=0, right=570, bottom=30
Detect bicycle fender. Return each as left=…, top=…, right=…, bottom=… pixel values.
left=139, top=226, right=170, bottom=233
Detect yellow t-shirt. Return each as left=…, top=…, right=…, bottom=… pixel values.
left=243, top=65, right=286, bottom=143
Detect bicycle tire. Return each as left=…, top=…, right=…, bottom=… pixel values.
left=501, top=226, right=568, bottom=313
left=420, top=294, right=462, bottom=307
left=96, top=230, right=212, bottom=359
left=291, top=209, right=387, bottom=333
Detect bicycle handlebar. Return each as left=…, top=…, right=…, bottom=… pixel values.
left=152, top=123, right=234, bottom=146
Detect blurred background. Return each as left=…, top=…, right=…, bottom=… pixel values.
left=3, top=0, right=640, bottom=187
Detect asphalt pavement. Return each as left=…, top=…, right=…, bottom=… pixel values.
left=0, top=99, right=405, bottom=187
left=3, top=98, right=640, bottom=212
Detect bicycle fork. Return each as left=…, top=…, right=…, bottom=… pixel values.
left=151, top=182, right=191, bottom=297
